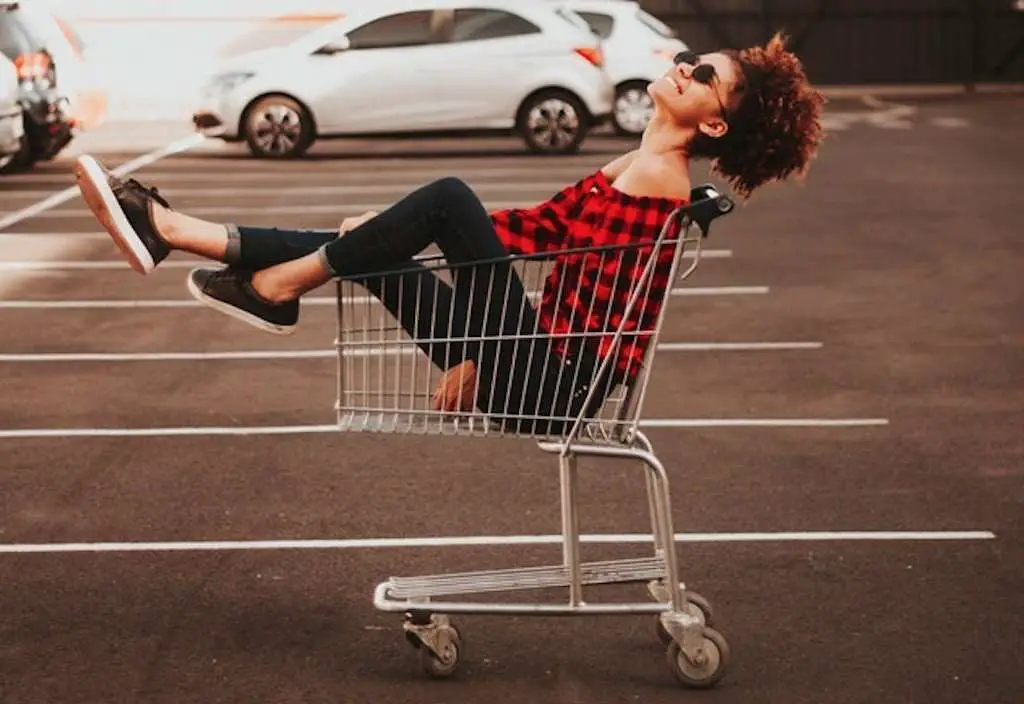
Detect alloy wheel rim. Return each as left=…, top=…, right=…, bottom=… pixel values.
left=251, top=104, right=302, bottom=155
left=615, top=88, right=653, bottom=134
left=526, top=98, right=580, bottom=150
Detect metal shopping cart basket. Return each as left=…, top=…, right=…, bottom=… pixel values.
left=332, top=184, right=735, bottom=688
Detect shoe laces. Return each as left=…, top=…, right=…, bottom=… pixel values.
left=125, top=178, right=171, bottom=209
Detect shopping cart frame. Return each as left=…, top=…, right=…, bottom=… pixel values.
left=332, top=184, right=736, bottom=687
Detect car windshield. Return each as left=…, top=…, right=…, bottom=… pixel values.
left=221, top=18, right=339, bottom=58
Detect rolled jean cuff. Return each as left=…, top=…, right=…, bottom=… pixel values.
left=224, top=223, right=242, bottom=264
left=317, top=243, right=337, bottom=277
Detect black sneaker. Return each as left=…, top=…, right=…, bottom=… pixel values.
left=187, top=267, right=299, bottom=335
left=75, top=154, right=173, bottom=275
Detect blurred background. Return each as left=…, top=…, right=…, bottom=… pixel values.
left=1, top=0, right=1022, bottom=170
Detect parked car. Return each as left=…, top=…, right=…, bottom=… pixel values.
left=0, top=52, right=24, bottom=171
left=193, top=0, right=613, bottom=157
left=0, top=0, right=90, bottom=172
left=565, top=0, right=687, bottom=136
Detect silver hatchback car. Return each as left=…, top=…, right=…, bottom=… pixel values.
left=192, top=0, right=614, bottom=157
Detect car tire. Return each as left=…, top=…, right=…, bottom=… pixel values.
left=613, top=81, right=654, bottom=137
left=0, top=136, right=37, bottom=175
left=516, top=90, right=589, bottom=155
left=242, top=95, right=315, bottom=159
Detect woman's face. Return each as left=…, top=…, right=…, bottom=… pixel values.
left=647, top=51, right=740, bottom=136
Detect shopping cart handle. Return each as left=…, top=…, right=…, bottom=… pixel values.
left=683, top=183, right=736, bottom=237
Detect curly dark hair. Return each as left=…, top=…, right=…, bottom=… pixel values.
left=688, top=33, right=826, bottom=199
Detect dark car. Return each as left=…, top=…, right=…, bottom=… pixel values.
left=0, top=1, right=75, bottom=172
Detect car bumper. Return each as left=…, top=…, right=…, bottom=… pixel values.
left=0, top=105, right=25, bottom=155
left=20, top=90, right=77, bottom=159
left=193, top=110, right=229, bottom=137
left=192, top=87, right=244, bottom=139
left=574, top=76, right=615, bottom=126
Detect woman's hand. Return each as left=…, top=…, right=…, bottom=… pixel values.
left=338, top=210, right=378, bottom=237
left=432, top=359, right=478, bottom=412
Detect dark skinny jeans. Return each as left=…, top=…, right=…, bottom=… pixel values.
left=228, top=177, right=607, bottom=433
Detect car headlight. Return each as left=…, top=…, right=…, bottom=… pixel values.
left=208, top=72, right=255, bottom=92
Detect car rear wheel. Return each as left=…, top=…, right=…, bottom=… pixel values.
left=613, top=81, right=654, bottom=137
left=0, top=136, right=37, bottom=174
left=516, top=90, right=588, bottom=155
left=243, top=95, right=315, bottom=159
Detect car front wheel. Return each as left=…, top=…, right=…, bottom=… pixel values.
left=516, top=90, right=588, bottom=155
left=242, top=95, right=315, bottom=159
left=613, top=81, right=654, bottom=137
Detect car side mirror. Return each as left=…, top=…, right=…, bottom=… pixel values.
left=313, top=36, right=350, bottom=56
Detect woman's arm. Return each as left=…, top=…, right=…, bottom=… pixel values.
left=490, top=150, right=638, bottom=255
left=491, top=170, right=602, bottom=254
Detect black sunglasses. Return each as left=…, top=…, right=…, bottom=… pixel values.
left=673, top=51, right=717, bottom=83
left=673, top=50, right=729, bottom=121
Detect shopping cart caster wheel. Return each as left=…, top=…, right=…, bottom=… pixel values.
left=685, top=591, right=715, bottom=627
left=656, top=596, right=714, bottom=644
left=417, top=624, right=462, bottom=679
left=666, top=627, right=729, bottom=689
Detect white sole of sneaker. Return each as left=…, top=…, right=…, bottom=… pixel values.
left=75, top=155, right=155, bottom=275
left=186, top=267, right=295, bottom=336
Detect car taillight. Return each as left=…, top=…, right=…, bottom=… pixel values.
left=574, top=47, right=604, bottom=68
left=15, top=51, right=52, bottom=81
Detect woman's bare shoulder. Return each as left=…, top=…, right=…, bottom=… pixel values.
left=613, top=153, right=691, bottom=200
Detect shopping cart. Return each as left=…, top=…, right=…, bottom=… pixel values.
left=332, top=184, right=735, bottom=688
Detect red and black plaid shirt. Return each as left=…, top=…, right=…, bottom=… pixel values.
left=490, top=169, right=688, bottom=382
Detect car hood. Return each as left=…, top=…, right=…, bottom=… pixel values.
left=211, top=46, right=293, bottom=74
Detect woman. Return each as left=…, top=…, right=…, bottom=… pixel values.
left=75, top=34, right=825, bottom=431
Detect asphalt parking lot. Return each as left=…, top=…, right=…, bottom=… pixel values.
left=0, top=94, right=1021, bottom=704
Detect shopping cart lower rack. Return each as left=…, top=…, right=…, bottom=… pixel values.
left=332, top=184, right=735, bottom=688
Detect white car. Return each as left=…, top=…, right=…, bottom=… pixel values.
left=193, top=0, right=613, bottom=157
left=565, top=0, right=687, bottom=136
left=0, top=54, right=25, bottom=172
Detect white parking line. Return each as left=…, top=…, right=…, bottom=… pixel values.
left=0, top=287, right=769, bottom=309
left=0, top=231, right=110, bottom=239
left=658, top=341, right=822, bottom=351
left=641, top=418, right=889, bottom=428
left=3, top=201, right=547, bottom=219
left=0, top=182, right=585, bottom=200
left=0, top=134, right=205, bottom=232
left=0, top=418, right=890, bottom=439
left=0, top=530, right=995, bottom=555
left=0, top=165, right=615, bottom=184
left=0, top=250, right=734, bottom=269
left=0, top=342, right=822, bottom=363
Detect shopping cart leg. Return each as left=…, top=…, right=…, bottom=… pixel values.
left=637, top=446, right=729, bottom=687
left=559, top=452, right=584, bottom=605
left=634, top=431, right=715, bottom=629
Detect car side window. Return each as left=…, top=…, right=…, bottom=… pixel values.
left=576, top=12, right=614, bottom=40
left=347, top=11, right=436, bottom=50
left=450, top=9, right=541, bottom=42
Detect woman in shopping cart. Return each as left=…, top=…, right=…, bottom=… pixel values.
left=75, top=34, right=824, bottom=431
